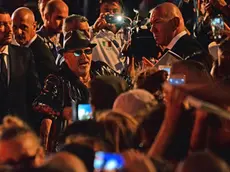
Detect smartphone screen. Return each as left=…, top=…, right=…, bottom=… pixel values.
left=211, top=16, right=224, bottom=39
left=169, top=74, right=186, bottom=85
left=158, top=65, right=171, bottom=75
left=77, top=104, right=93, bottom=120
left=94, top=152, right=125, bottom=171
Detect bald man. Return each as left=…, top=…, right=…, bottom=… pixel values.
left=12, top=7, right=58, bottom=87
left=150, top=2, right=213, bottom=71
left=37, top=0, right=69, bottom=59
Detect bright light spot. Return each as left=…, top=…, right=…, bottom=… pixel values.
left=116, top=15, right=123, bottom=22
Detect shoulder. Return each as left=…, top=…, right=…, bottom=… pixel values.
left=178, top=35, right=202, bottom=48
left=44, top=74, right=63, bottom=87
left=8, top=44, right=33, bottom=56
left=91, top=60, right=118, bottom=77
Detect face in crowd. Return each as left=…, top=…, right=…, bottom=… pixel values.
left=64, top=47, right=93, bottom=77
left=150, top=3, right=184, bottom=46
left=12, top=8, right=37, bottom=46
left=100, top=1, right=122, bottom=14
left=44, top=0, right=69, bottom=34
left=63, top=17, right=90, bottom=38
left=100, top=1, right=122, bottom=31
left=0, top=13, right=12, bottom=46
left=0, top=130, right=44, bottom=168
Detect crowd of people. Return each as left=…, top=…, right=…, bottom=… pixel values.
left=0, top=0, right=230, bottom=171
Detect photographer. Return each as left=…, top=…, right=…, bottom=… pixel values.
left=91, top=0, right=130, bottom=73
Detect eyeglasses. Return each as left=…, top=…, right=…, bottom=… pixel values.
left=73, top=49, right=92, bottom=57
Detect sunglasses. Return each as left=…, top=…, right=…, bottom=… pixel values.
left=73, top=49, right=92, bottom=57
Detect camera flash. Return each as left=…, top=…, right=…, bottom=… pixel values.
left=116, top=15, right=123, bottom=22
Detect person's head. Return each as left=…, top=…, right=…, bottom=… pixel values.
left=43, top=0, right=68, bottom=34
left=63, top=120, right=112, bottom=152
left=99, top=0, right=123, bottom=32
left=38, top=0, right=52, bottom=22
left=61, top=144, right=95, bottom=172
left=89, top=75, right=128, bottom=113
left=150, top=2, right=185, bottom=46
left=134, top=67, right=168, bottom=102
left=97, top=110, right=138, bottom=152
left=11, top=7, right=36, bottom=46
left=62, top=30, right=96, bottom=77
left=177, top=151, right=230, bottom=172
left=0, top=127, right=45, bottom=169
left=63, top=14, right=90, bottom=38
left=113, top=89, right=158, bottom=117
left=0, top=8, right=12, bottom=46
left=41, top=152, right=88, bottom=172
left=99, top=0, right=123, bottom=14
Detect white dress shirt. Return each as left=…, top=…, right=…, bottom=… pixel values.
left=166, top=30, right=187, bottom=50
left=25, top=34, right=37, bottom=48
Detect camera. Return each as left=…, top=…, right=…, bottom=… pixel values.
left=105, top=14, right=125, bottom=24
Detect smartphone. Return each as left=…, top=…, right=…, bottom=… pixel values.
left=77, top=104, right=92, bottom=120
left=211, top=15, right=224, bottom=40
left=94, top=151, right=125, bottom=171
left=169, top=74, right=186, bottom=85
left=158, top=65, right=171, bottom=75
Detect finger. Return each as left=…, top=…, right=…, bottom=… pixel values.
left=224, top=22, right=230, bottom=31
left=131, top=57, right=135, bottom=69
left=99, top=13, right=106, bottom=19
left=142, top=57, right=154, bottom=67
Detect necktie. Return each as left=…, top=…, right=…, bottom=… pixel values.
left=0, top=54, right=8, bottom=86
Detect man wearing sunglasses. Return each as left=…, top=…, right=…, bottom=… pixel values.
left=33, top=30, right=124, bottom=152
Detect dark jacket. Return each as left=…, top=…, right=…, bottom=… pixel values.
left=171, top=34, right=213, bottom=71
left=33, top=60, right=131, bottom=119
left=33, top=60, right=131, bottom=151
left=0, top=44, right=41, bottom=124
left=29, top=35, right=58, bottom=86
left=37, top=26, right=63, bottom=59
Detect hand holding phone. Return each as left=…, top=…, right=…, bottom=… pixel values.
left=211, top=15, right=224, bottom=40
left=77, top=104, right=92, bottom=121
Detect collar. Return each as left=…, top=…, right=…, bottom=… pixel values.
left=166, top=30, right=187, bottom=50
left=0, top=45, right=9, bottom=55
left=25, top=34, right=37, bottom=47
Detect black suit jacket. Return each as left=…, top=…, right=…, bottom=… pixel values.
left=0, top=44, right=41, bottom=124
left=171, top=34, right=213, bottom=71
left=29, top=35, right=58, bottom=86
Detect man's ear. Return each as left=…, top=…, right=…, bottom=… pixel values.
left=33, top=21, right=37, bottom=31
left=170, top=17, right=180, bottom=31
left=44, top=12, right=50, bottom=23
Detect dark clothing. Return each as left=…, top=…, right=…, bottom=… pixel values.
left=33, top=60, right=130, bottom=151
left=0, top=44, right=41, bottom=125
left=29, top=35, right=58, bottom=86
left=37, top=26, right=63, bottom=59
left=171, top=34, right=213, bottom=71
left=33, top=60, right=130, bottom=117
